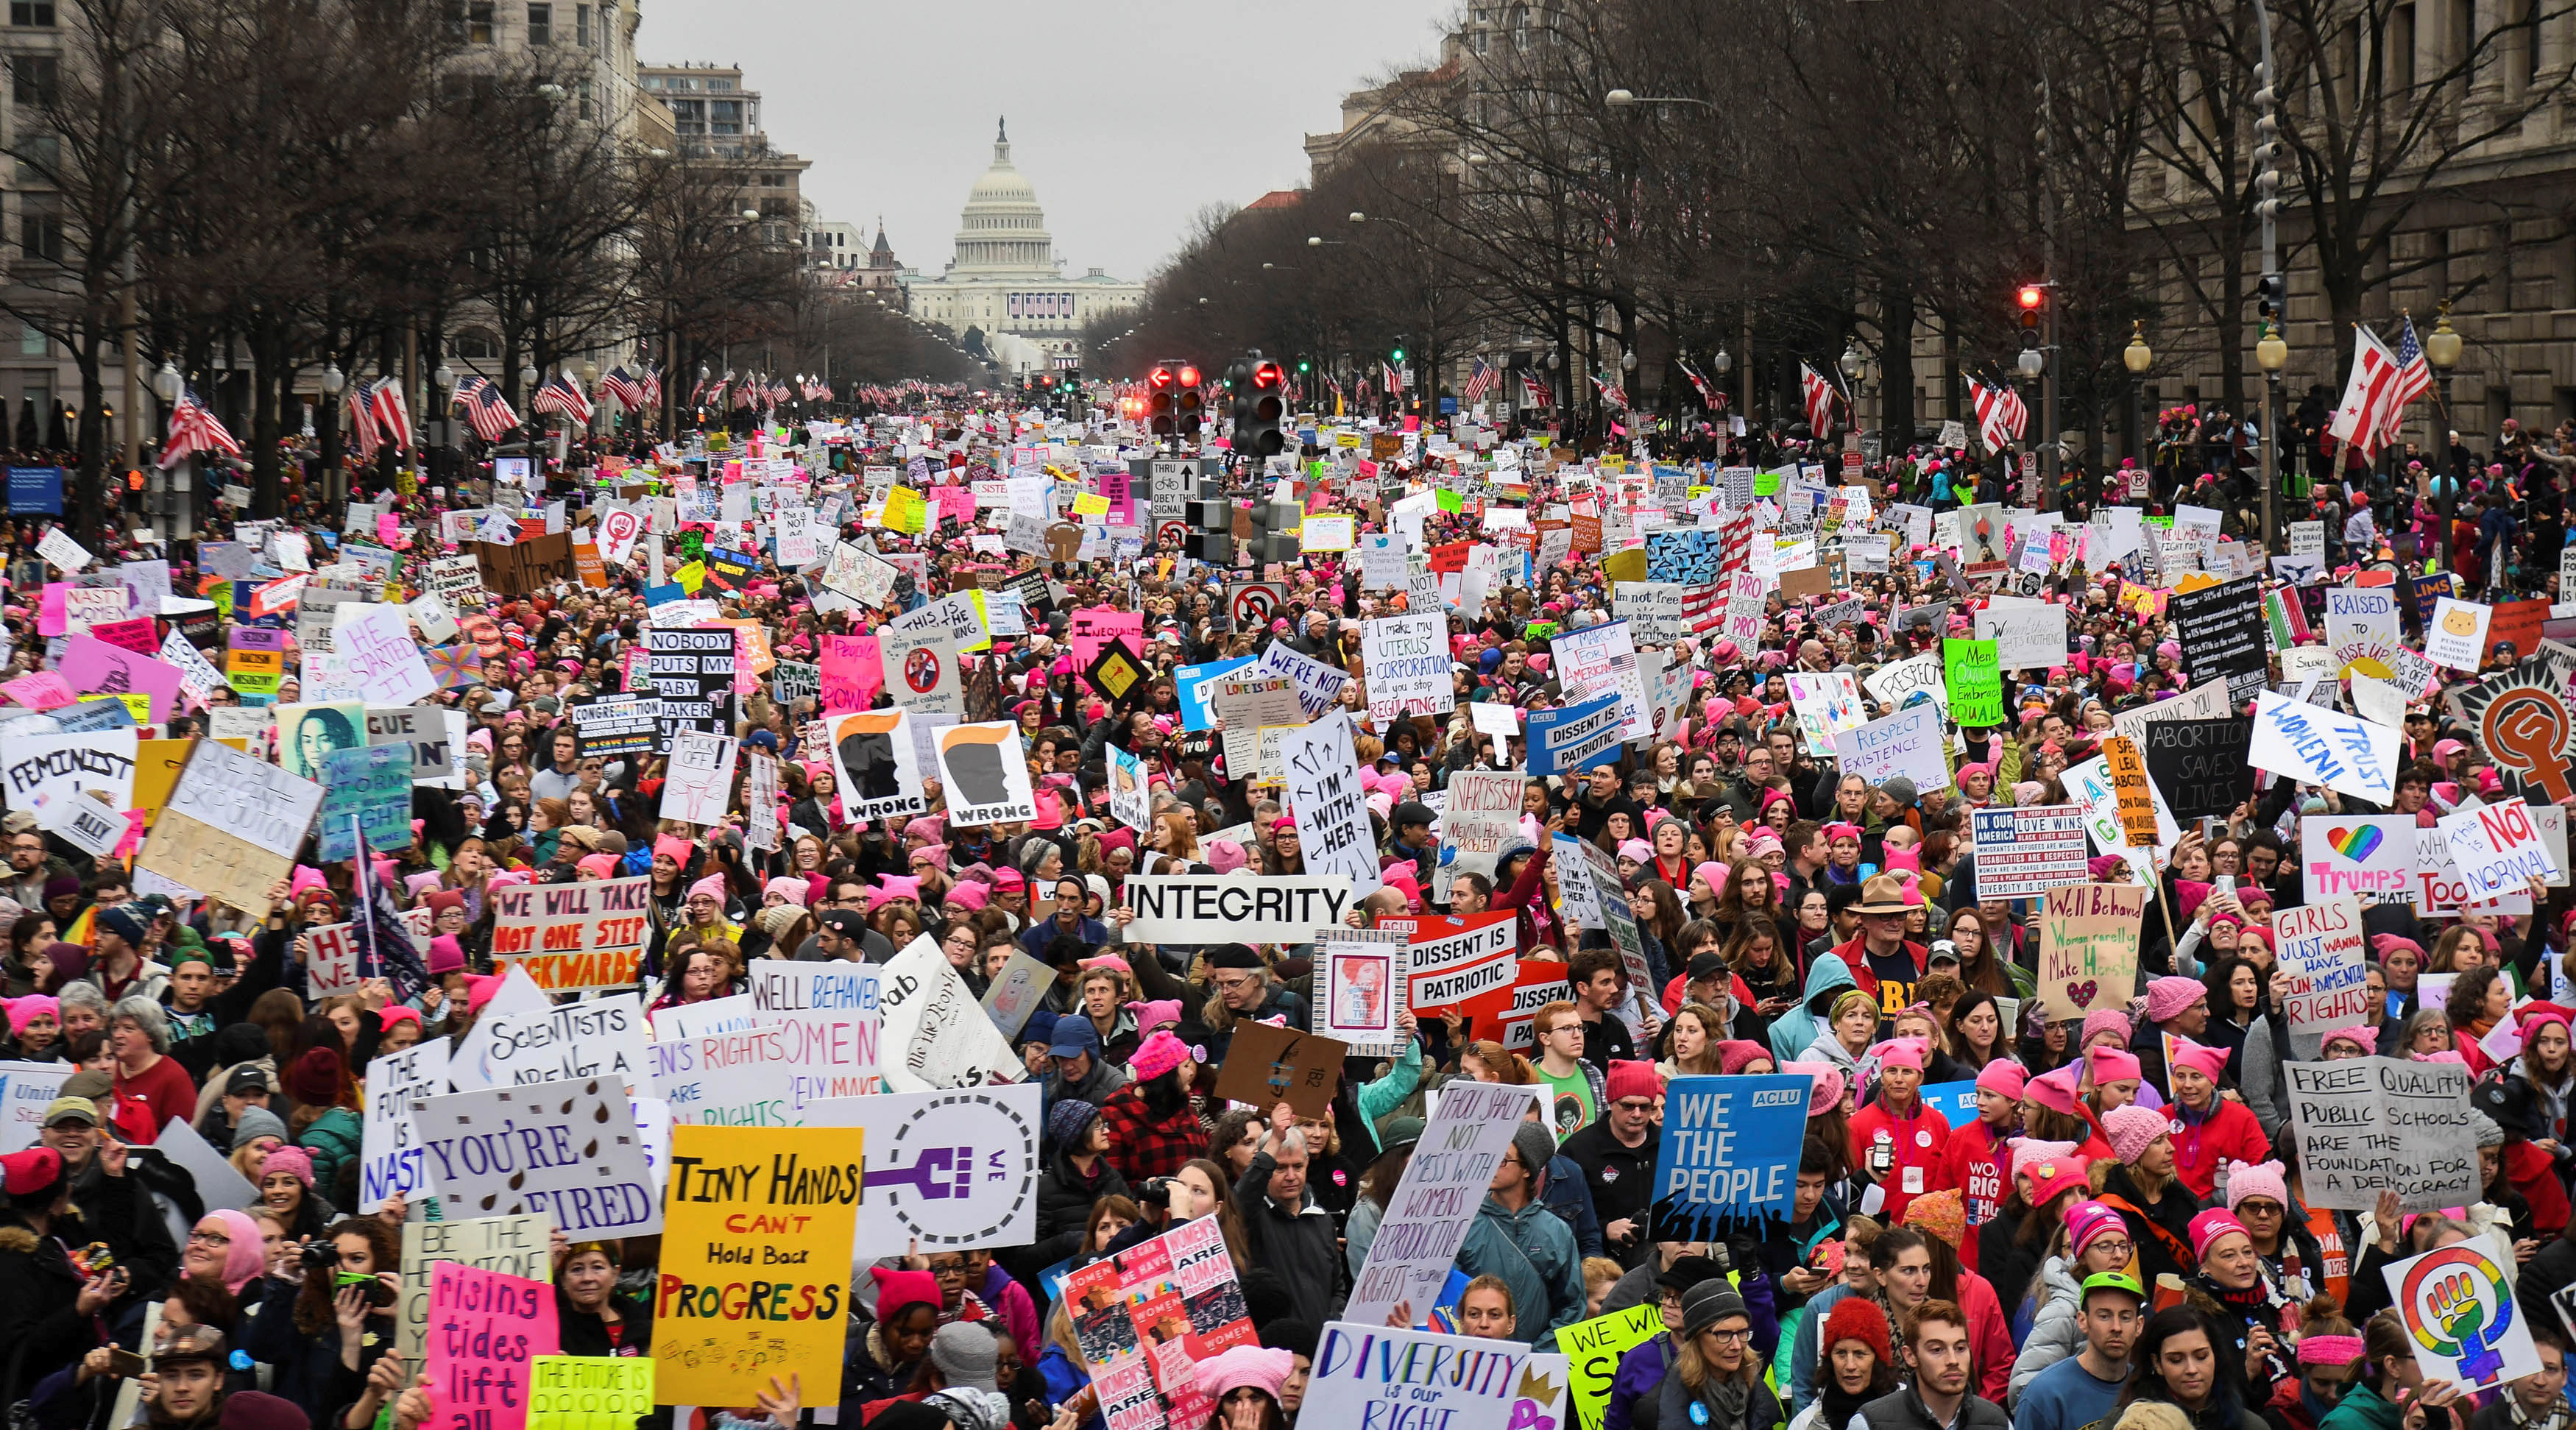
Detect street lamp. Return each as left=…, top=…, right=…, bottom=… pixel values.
left=2257, top=317, right=2289, bottom=554
left=1604, top=89, right=1713, bottom=109
left=319, top=363, right=344, bottom=397
left=2425, top=303, right=2461, bottom=570
left=2123, top=322, right=2153, bottom=470
left=2017, top=348, right=2044, bottom=378
left=151, top=361, right=179, bottom=405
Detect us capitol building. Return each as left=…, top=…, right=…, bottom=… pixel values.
left=898, top=119, right=1144, bottom=376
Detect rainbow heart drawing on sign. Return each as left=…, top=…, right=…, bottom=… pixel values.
left=2328, top=825, right=2385, bottom=861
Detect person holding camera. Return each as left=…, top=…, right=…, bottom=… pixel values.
left=0, top=1143, right=131, bottom=1408
left=238, top=1214, right=398, bottom=1423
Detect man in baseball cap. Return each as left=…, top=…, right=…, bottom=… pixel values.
left=813, top=909, right=868, bottom=962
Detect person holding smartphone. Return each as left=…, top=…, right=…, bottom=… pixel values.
left=238, top=1216, right=397, bottom=1424
left=0, top=1144, right=128, bottom=1408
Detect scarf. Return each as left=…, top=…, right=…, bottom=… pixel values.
left=1703, top=1377, right=1752, bottom=1430
left=1819, top=1375, right=1878, bottom=1430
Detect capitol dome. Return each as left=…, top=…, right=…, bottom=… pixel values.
left=952, top=118, right=1055, bottom=274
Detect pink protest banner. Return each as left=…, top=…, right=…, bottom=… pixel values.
left=1069, top=607, right=1143, bottom=673
left=85, top=617, right=158, bottom=654
left=60, top=634, right=185, bottom=721
left=935, top=485, right=977, bottom=526
left=1, top=672, right=75, bottom=710
left=36, top=584, right=66, bottom=637
left=425, top=1260, right=560, bottom=1430
left=377, top=512, right=411, bottom=551
left=821, top=634, right=882, bottom=712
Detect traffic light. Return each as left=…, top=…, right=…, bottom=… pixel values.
left=2017, top=283, right=2046, bottom=350
left=1225, top=352, right=1287, bottom=458
left=1295, top=355, right=1311, bottom=374
left=2257, top=274, right=2285, bottom=319
left=1147, top=364, right=1178, bottom=436
left=1246, top=496, right=1301, bottom=565
left=1186, top=474, right=1234, bottom=563
left=1176, top=364, right=1203, bottom=440
left=1390, top=345, right=1406, bottom=364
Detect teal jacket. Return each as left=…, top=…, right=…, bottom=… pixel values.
left=1457, top=1193, right=1585, bottom=1344
left=1768, top=952, right=1858, bottom=1065
left=2320, top=1383, right=2404, bottom=1430
left=297, top=1105, right=363, bottom=1202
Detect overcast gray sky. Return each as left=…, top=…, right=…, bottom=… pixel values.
left=635, top=2, right=1457, bottom=285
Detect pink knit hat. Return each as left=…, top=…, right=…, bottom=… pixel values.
left=2012, top=1139, right=2078, bottom=1181
left=1975, top=1059, right=2028, bottom=1100
left=2081, top=1008, right=2133, bottom=1050
left=1, top=995, right=57, bottom=1036
left=1130, top=1029, right=1202, bottom=1083
left=1869, top=1037, right=1928, bottom=1072
left=2104, top=1103, right=2170, bottom=1164
left=2144, top=976, right=2207, bottom=1024
left=2319, top=1022, right=2377, bottom=1056
left=2189, top=1207, right=2251, bottom=1263
left=2168, top=1038, right=2231, bottom=1083
left=260, top=1145, right=314, bottom=1188
left=2026, top=1065, right=2083, bottom=1115
left=686, top=874, right=728, bottom=904
left=2063, top=1200, right=2125, bottom=1261
left=2223, top=1158, right=2290, bottom=1212
left=1781, top=1061, right=1847, bottom=1116
left=2086, top=1044, right=2142, bottom=1085
left=1194, top=1346, right=1296, bottom=1405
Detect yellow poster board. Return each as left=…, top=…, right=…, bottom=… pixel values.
left=652, top=1126, right=863, bottom=1407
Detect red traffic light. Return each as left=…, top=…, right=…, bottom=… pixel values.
left=1252, top=361, right=1284, bottom=390
left=2016, top=284, right=2045, bottom=309
left=1177, top=365, right=1202, bottom=389
left=1147, top=366, right=1174, bottom=388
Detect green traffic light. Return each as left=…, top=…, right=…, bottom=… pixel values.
left=1391, top=347, right=1406, bottom=362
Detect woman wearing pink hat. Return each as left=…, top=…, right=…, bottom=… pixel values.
left=2162, top=1038, right=2267, bottom=1199
left=1932, top=1058, right=2026, bottom=1275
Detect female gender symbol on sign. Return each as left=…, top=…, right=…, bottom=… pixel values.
left=2474, top=682, right=2576, bottom=804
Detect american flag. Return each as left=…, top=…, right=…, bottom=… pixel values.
left=640, top=367, right=662, bottom=411
left=2381, top=314, right=2433, bottom=445
left=450, top=375, right=520, bottom=443
left=1680, top=358, right=1719, bottom=408
left=1800, top=361, right=1841, bottom=437
left=1381, top=361, right=1401, bottom=395
left=1521, top=372, right=1551, bottom=408
left=602, top=366, right=645, bottom=413
left=1590, top=372, right=1628, bottom=410
left=345, top=379, right=381, bottom=461
left=729, top=373, right=754, bottom=410
left=2329, top=324, right=2416, bottom=465
left=156, top=386, right=241, bottom=468
left=531, top=370, right=593, bottom=425
left=1462, top=358, right=1497, bottom=403
left=688, top=371, right=711, bottom=407
left=1968, top=376, right=2028, bottom=451
left=368, top=376, right=411, bottom=452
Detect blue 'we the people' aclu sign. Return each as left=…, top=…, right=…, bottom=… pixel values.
left=1649, top=1073, right=1812, bottom=1239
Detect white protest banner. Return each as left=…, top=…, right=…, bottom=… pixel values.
left=0, top=729, right=136, bottom=814
left=489, top=875, right=654, bottom=994
left=1312, top=927, right=1408, bottom=1055
left=2426, top=598, right=2494, bottom=671
left=2284, top=1056, right=2479, bottom=1212
left=1279, top=709, right=1382, bottom=899
left=359, top=1039, right=451, bottom=1214
left=2276, top=897, right=2371, bottom=1038
left=1386, top=911, right=1518, bottom=1013
left=1861, top=651, right=1947, bottom=721
left=1783, top=672, right=1865, bottom=755
left=1833, top=703, right=1954, bottom=793
left=805, top=1083, right=1044, bottom=1257
left=333, top=603, right=438, bottom=705
left=2301, top=815, right=2417, bottom=905
left=657, top=729, right=740, bottom=827
left=38, top=792, right=122, bottom=861
left=410, top=1077, right=661, bottom=1235
left=878, top=622, right=963, bottom=715
left=1432, top=771, right=1526, bottom=902
left=878, top=936, right=1025, bottom=1092
left=1551, top=617, right=1651, bottom=741
left=1122, top=874, right=1356, bottom=944
left=159, top=628, right=227, bottom=709
left=37, top=527, right=90, bottom=573
left=2416, top=826, right=2535, bottom=918
left=1610, top=582, right=1688, bottom=644
left=139, top=737, right=322, bottom=915
left=1307, top=1324, right=1561, bottom=1430
left=367, top=706, right=467, bottom=790
left=2248, top=691, right=2402, bottom=804
left=1344, top=1080, right=1543, bottom=1326
left=1252, top=641, right=1352, bottom=721
left=397, top=1216, right=553, bottom=1365
left=0, top=1061, right=72, bottom=1153
left=2438, top=797, right=2559, bottom=899
left=822, top=708, right=926, bottom=823
left=1360, top=613, right=1451, bottom=722
left=649, top=1010, right=885, bottom=1126
left=447, top=993, right=652, bottom=1091
left=932, top=721, right=1036, bottom=826
left=303, top=922, right=360, bottom=996
left=2382, top=1242, right=2544, bottom=1391
left=1973, top=598, right=2070, bottom=670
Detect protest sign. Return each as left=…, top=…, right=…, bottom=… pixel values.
left=1864, top=651, right=1947, bottom=720
left=1278, top=710, right=1381, bottom=897
left=59, top=634, right=183, bottom=721
left=651, top=960, right=883, bottom=1123
left=1648, top=1073, right=1813, bottom=1239
left=2140, top=715, right=2256, bottom=821
left=1306, top=1324, right=1551, bottom=1430
left=1312, top=927, right=1408, bottom=1055
left=2301, top=815, right=2417, bottom=904
left=1431, top=770, right=1526, bottom=902
left=1251, top=641, right=1351, bottom=721
left=1065, top=1214, right=1259, bottom=1430
left=489, top=877, right=654, bottom=993
left=1943, top=638, right=2003, bottom=727
left=1382, top=910, right=1519, bottom=1014
left=822, top=707, right=926, bottom=822
left=1553, top=618, right=1651, bottom=740
left=1974, top=598, right=2069, bottom=670
left=2382, top=1242, right=2543, bottom=1391
left=336, top=602, right=438, bottom=704
left=398, top=1216, right=553, bottom=1364
left=0, top=728, right=136, bottom=815
left=2448, top=670, right=2576, bottom=805
left=369, top=706, right=468, bottom=788
left=2171, top=576, right=2271, bottom=700
left=1209, top=1022, right=1348, bottom=1119
left=528, top=1358, right=654, bottom=1430
left=2427, top=598, right=2494, bottom=670
left=1970, top=805, right=2091, bottom=899
left=0, top=1062, right=72, bottom=1153
left=2096, top=735, right=2162, bottom=849
left=1561, top=1303, right=1668, bottom=1430
left=411, top=1078, right=659, bottom=1236
left=1122, top=874, right=1355, bottom=944
left=317, top=744, right=412, bottom=863
left=1784, top=671, right=1865, bottom=754
left=657, top=729, right=739, bottom=827
left=360, top=1038, right=450, bottom=1214
left=2416, top=826, right=2535, bottom=918
left=1344, top=1080, right=1540, bottom=1327
left=2037, top=885, right=2146, bottom=1023
left=644, top=629, right=736, bottom=743
left=2276, top=897, right=2371, bottom=1036
left=932, top=721, right=1036, bottom=825
left=449, top=994, right=652, bottom=1091
left=654, top=1126, right=863, bottom=1407
left=138, top=737, right=322, bottom=915
left=1361, top=613, right=1451, bottom=721
left=2248, top=692, right=2402, bottom=804
left=878, top=936, right=1025, bottom=1091
left=803, top=1083, right=1041, bottom=1254
left=1833, top=703, right=1951, bottom=793
left=1610, top=581, right=1689, bottom=644
left=1526, top=693, right=1625, bottom=776
left=2438, top=797, right=2559, bottom=899
left=1108, top=745, right=1152, bottom=834
left=424, top=1261, right=560, bottom=1430
left=2285, top=1057, right=2480, bottom=1212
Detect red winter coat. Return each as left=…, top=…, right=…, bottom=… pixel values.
left=2168, top=1097, right=2269, bottom=1200
left=1932, top=1116, right=2012, bottom=1273
left=1848, top=1094, right=1952, bottom=1226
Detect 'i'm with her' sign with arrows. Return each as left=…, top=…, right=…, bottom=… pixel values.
left=1649, top=1073, right=1811, bottom=1239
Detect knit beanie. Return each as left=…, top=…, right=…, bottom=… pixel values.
left=1819, top=1295, right=1894, bottom=1367
left=230, top=1106, right=288, bottom=1147
left=2104, top=1103, right=2170, bottom=1164
left=260, top=1144, right=314, bottom=1188
left=2144, top=976, right=2207, bottom=1024
left=928, top=1322, right=999, bottom=1392
left=1605, top=1061, right=1663, bottom=1104
left=190, top=1208, right=266, bottom=1292
left=2062, top=1199, right=2126, bottom=1260
left=2188, top=1207, right=2251, bottom=1264
left=1510, top=1122, right=1557, bottom=1189
left=2011, top=1139, right=2078, bottom=1182
left=2081, top=1008, right=2134, bottom=1049
left=2222, top=1158, right=2290, bottom=1211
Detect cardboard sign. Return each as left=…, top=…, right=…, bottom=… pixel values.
left=932, top=721, right=1036, bottom=825
left=1833, top=702, right=1952, bottom=794
left=2426, top=597, right=2494, bottom=670
left=877, top=936, right=1025, bottom=1092
left=448, top=994, right=652, bottom=1092
left=1306, top=1323, right=1558, bottom=1430
left=1064, top=1214, right=1259, bottom=1430
left=398, top=1216, right=553, bottom=1364
left=1342, top=1080, right=1540, bottom=1327
left=424, top=1261, right=561, bottom=1430
left=1561, top=1303, right=1669, bottom=1430
left=1383, top=910, right=1519, bottom=1013
left=410, top=1077, right=661, bottom=1236
left=1209, top=1021, right=1348, bottom=1119
left=2037, top=883, right=2146, bottom=1022
left=489, top=876, right=654, bottom=993
left=822, top=707, right=926, bottom=822
left=2284, top=1057, right=2479, bottom=1212
left=1278, top=710, right=1381, bottom=898
left=2140, top=715, right=2256, bottom=821
left=138, top=737, right=322, bottom=915
left=654, top=1126, right=862, bottom=1407
left=317, top=743, right=413, bottom=863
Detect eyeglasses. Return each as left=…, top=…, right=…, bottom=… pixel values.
left=186, top=1230, right=229, bottom=1246
left=1702, top=1327, right=1752, bottom=1344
